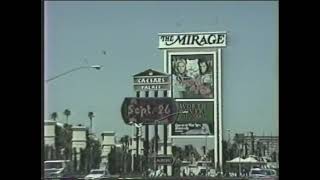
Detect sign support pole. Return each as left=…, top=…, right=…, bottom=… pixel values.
left=136, top=127, right=139, bottom=172
left=154, top=120, right=158, bottom=171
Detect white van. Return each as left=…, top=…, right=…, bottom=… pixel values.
left=249, top=168, right=278, bottom=180
left=84, top=169, right=111, bottom=180
left=44, top=160, right=72, bottom=178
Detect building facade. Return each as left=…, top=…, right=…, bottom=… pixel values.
left=242, top=135, right=279, bottom=162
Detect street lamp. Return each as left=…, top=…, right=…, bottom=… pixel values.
left=45, top=64, right=103, bottom=119
left=45, top=65, right=103, bottom=83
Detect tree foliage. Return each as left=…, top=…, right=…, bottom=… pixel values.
left=63, top=109, right=71, bottom=124
left=51, top=112, right=58, bottom=121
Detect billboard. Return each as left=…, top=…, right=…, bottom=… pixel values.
left=171, top=101, right=214, bottom=136
left=121, top=97, right=177, bottom=125
left=170, top=53, right=214, bottom=99
left=172, top=123, right=213, bottom=136
left=160, top=31, right=225, bottom=171
left=175, top=101, right=214, bottom=123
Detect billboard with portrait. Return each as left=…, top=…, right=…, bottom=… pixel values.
left=170, top=53, right=214, bottom=99
left=160, top=32, right=224, bottom=169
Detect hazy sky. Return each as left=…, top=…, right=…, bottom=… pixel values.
left=45, top=1, right=278, bottom=150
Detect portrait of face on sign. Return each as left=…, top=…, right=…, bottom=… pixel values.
left=171, top=54, right=214, bottom=99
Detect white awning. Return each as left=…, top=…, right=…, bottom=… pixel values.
left=226, top=157, right=245, bottom=163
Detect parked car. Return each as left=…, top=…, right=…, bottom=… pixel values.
left=44, top=160, right=72, bottom=178
left=249, top=168, right=278, bottom=180
left=84, top=169, right=111, bottom=180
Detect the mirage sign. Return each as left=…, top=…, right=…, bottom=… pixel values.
left=158, top=32, right=227, bottom=49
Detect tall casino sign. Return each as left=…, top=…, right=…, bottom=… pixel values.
left=158, top=31, right=226, bottom=171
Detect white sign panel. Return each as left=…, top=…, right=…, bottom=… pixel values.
left=159, top=32, right=227, bottom=49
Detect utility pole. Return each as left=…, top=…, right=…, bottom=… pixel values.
left=136, top=127, right=139, bottom=172
left=163, top=90, right=168, bottom=175
left=250, top=132, right=254, bottom=155
left=154, top=120, right=158, bottom=171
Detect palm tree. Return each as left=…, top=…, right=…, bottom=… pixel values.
left=206, top=149, right=214, bottom=162
left=222, top=140, right=230, bottom=173
left=88, top=112, right=94, bottom=133
left=184, top=145, right=199, bottom=162
left=201, top=146, right=206, bottom=157
left=119, top=135, right=130, bottom=174
left=271, top=151, right=277, bottom=162
left=172, top=145, right=184, bottom=176
left=63, top=124, right=73, bottom=160
left=230, top=143, right=238, bottom=159
left=63, top=109, right=71, bottom=124
left=256, top=141, right=263, bottom=157
left=150, top=134, right=160, bottom=153
left=51, top=112, right=58, bottom=121
left=244, top=142, right=249, bottom=158
left=124, top=135, right=130, bottom=172
left=172, top=145, right=183, bottom=160
left=184, top=145, right=190, bottom=161
left=262, top=144, right=267, bottom=156
left=73, top=148, right=78, bottom=172
left=233, top=133, right=244, bottom=157
left=119, top=137, right=125, bottom=173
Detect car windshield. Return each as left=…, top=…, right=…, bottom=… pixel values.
left=261, top=170, right=275, bottom=175
left=251, top=170, right=263, bottom=175
left=90, top=170, right=104, bottom=174
left=45, top=162, right=63, bottom=169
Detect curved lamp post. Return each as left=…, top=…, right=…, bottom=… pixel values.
left=46, top=65, right=103, bottom=83
left=45, top=64, right=102, bottom=120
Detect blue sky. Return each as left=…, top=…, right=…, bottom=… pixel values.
left=45, top=1, right=278, bottom=149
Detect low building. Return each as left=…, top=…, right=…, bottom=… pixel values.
left=100, top=131, right=116, bottom=169
left=242, top=135, right=279, bottom=162
left=44, top=120, right=56, bottom=147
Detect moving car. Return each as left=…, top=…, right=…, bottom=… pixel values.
left=84, top=169, right=111, bottom=180
left=249, top=168, right=278, bottom=180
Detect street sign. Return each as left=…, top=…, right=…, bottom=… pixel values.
left=155, top=155, right=174, bottom=165
left=121, top=97, right=177, bottom=125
